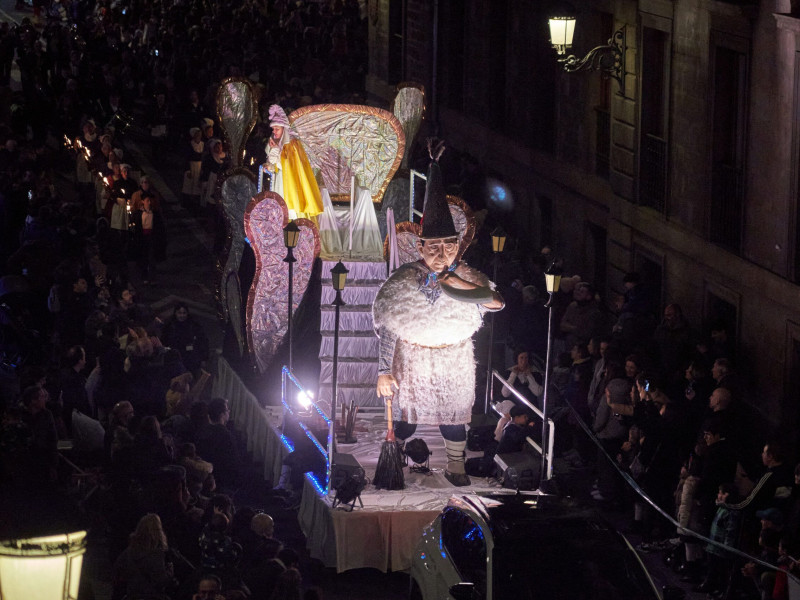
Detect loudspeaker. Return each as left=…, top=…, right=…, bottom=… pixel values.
left=494, top=450, right=540, bottom=490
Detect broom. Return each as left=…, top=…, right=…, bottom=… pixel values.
left=373, top=397, right=405, bottom=490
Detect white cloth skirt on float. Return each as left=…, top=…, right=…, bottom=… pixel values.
left=318, top=186, right=383, bottom=260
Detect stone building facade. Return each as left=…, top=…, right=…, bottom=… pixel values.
left=366, top=0, right=800, bottom=435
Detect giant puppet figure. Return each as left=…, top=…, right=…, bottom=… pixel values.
left=372, top=145, right=504, bottom=486
left=265, top=104, right=324, bottom=219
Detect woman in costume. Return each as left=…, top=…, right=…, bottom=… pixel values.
left=265, top=104, right=323, bottom=219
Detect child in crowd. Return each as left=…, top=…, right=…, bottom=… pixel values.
left=199, top=511, right=241, bottom=583
left=697, top=483, right=741, bottom=595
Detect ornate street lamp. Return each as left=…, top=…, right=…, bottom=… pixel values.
left=0, top=531, right=88, bottom=600
left=485, top=226, right=506, bottom=412
left=330, top=260, right=348, bottom=454
left=283, top=220, right=300, bottom=372
left=548, top=7, right=626, bottom=93
left=540, top=261, right=562, bottom=481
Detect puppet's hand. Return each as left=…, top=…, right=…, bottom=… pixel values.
left=439, top=272, right=477, bottom=290
left=377, top=374, right=398, bottom=398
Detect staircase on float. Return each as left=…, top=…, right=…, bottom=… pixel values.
left=318, top=259, right=387, bottom=408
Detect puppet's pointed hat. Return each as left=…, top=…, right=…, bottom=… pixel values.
left=420, top=141, right=456, bottom=240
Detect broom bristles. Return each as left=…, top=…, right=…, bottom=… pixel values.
left=374, top=441, right=404, bottom=490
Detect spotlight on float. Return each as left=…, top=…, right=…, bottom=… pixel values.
left=297, top=389, right=314, bottom=410
left=0, top=531, right=88, bottom=600
left=404, top=438, right=432, bottom=473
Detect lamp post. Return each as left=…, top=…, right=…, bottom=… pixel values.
left=283, top=220, right=300, bottom=372
left=484, top=227, right=506, bottom=412
left=548, top=7, right=626, bottom=93
left=330, top=260, right=348, bottom=454
left=0, top=531, right=88, bottom=600
left=540, top=261, right=562, bottom=481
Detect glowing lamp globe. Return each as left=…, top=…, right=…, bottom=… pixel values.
left=0, top=530, right=88, bottom=600
left=490, top=227, right=507, bottom=254
left=283, top=220, right=300, bottom=249
left=331, top=261, right=349, bottom=292
left=549, top=13, right=576, bottom=55
left=545, top=263, right=562, bottom=294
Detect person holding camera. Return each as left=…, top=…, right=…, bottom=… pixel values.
left=496, top=405, right=538, bottom=455
left=501, top=350, right=543, bottom=409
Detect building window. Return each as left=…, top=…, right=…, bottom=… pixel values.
left=586, top=223, right=607, bottom=298
left=638, top=25, right=670, bottom=213
left=709, top=37, right=748, bottom=255
left=440, top=0, right=465, bottom=112
left=595, top=12, right=613, bottom=179
left=595, top=107, right=611, bottom=178
left=388, top=0, right=405, bottom=85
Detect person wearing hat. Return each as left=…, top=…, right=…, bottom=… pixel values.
left=756, top=506, right=786, bottom=531
left=181, top=126, right=204, bottom=207
left=263, top=104, right=322, bottom=218
left=373, top=144, right=503, bottom=486
left=76, top=118, right=101, bottom=195
left=131, top=177, right=167, bottom=285
left=103, top=163, right=137, bottom=280
left=496, top=405, right=537, bottom=455
left=200, top=138, right=230, bottom=253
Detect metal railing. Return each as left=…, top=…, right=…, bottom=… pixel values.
left=409, top=169, right=425, bottom=222
left=490, top=369, right=555, bottom=480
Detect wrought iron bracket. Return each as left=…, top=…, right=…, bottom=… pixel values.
left=559, top=26, right=626, bottom=94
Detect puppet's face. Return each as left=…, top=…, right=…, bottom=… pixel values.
left=417, top=237, right=459, bottom=273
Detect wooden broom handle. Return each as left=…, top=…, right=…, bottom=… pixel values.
left=385, top=397, right=395, bottom=441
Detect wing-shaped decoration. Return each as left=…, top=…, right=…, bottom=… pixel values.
left=216, top=77, right=258, bottom=168
left=244, top=192, right=320, bottom=372
left=288, top=104, right=405, bottom=203
left=390, top=82, right=425, bottom=170
left=384, top=196, right=476, bottom=267
left=219, top=169, right=257, bottom=355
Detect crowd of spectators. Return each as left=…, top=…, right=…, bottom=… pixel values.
left=2, top=0, right=798, bottom=599
left=0, top=1, right=365, bottom=599
left=488, top=242, right=800, bottom=599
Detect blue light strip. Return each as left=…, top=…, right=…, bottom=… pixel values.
left=298, top=420, right=330, bottom=457
left=280, top=434, right=295, bottom=453
left=305, top=472, right=327, bottom=496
